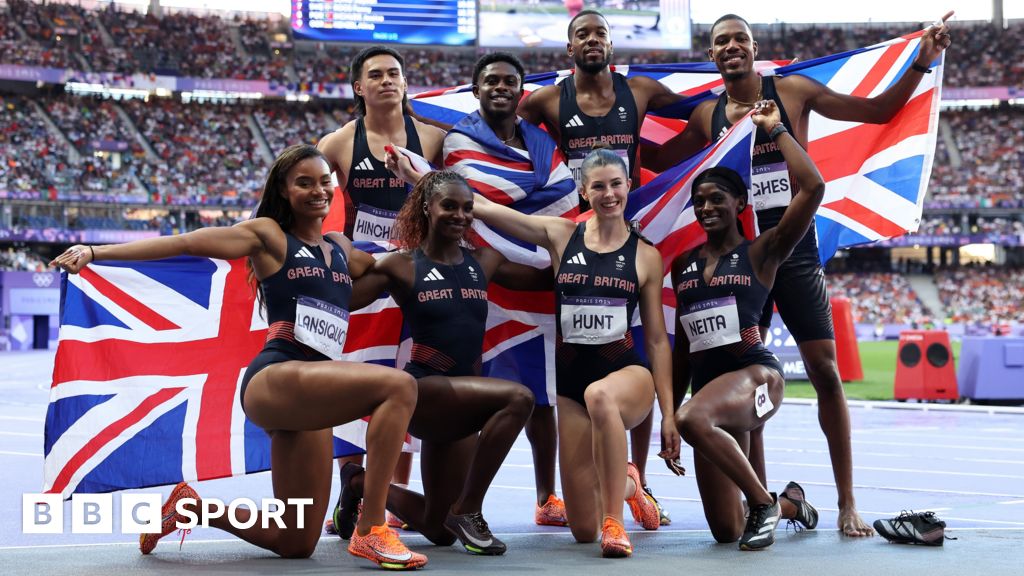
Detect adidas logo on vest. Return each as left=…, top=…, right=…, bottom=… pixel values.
left=354, top=158, right=374, bottom=171
left=564, top=114, right=584, bottom=128
left=294, top=246, right=317, bottom=259
left=423, top=267, right=444, bottom=281
left=567, top=252, right=587, bottom=266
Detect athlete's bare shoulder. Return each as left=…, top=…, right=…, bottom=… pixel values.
left=318, top=121, right=357, bottom=159
left=688, top=99, right=717, bottom=141
left=411, top=118, right=447, bottom=164
left=518, top=84, right=560, bottom=125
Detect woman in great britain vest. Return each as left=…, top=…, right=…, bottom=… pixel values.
left=334, top=170, right=545, bottom=556
left=470, top=149, right=677, bottom=559
left=50, top=145, right=426, bottom=570
left=671, top=100, right=826, bottom=552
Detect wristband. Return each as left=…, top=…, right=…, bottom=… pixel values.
left=89, top=246, right=95, bottom=261
left=768, top=123, right=788, bottom=141
left=911, top=62, right=932, bottom=74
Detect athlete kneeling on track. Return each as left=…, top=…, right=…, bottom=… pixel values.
left=671, top=101, right=822, bottom=551
left=471, top=149, right=676, bottom=558
left=50, top=145, right=426, bottom=570
left=333, top=170, right=543, bottom=556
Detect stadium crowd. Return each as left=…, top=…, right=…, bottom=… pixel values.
left=0, top=246, right=48, bottom=271
left=936, top=267, right=1024, bottom=324
left=828, top=273, right=932, bottom=325
left=121, top=98, right=265, bottom=203
left=927, top=108, right=1024, bottom=208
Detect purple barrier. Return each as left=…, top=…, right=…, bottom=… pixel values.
left=958, top=337, right=1024, bottom=400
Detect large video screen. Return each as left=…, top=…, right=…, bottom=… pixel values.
left=479, top=0, right=691, bottom=50
left=291, top=0, right=477, bottom=46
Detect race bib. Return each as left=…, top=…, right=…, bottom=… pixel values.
left=353, top=205, right=398, bottom=243
left=680, top=296, right=741, bottom=353
left=294, top=296, right=349, bottom=360
left=750, top=161, right=792, bottom=211
left=755, top=382, right=774, bottom=418
left=568, top=149, right=630, bottom=185
left=560, top=296, right=628, bottom=345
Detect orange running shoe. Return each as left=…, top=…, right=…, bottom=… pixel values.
left=348, top=524, right=427, bottom=570
left=600, top=517, right=632, bottom=558
left=535, top=494, right=569, bottom=527
left=387, top=511, right=408, bottom=530
left=139, top=482, right=199, bottom=555
left=625, top=462, right=660, bottom=530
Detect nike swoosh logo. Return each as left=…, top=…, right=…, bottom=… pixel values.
left=459, top=525, right=493, bottom=548
left=371, top=547, right=413, bottom=562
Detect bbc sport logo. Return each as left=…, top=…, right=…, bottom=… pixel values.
left=22, top=493, right=314, bottom=534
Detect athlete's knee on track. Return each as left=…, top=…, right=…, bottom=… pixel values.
left=569, top=521, right=598, bottom=543
left=275, top=531, right=319, bottom=559
left=708, top=520, right=742, bottom=544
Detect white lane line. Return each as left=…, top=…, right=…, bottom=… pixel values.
left=793, top=480, right=1024, bottom=499
left=0, top=431, right=42, bottom=437
left=0, top=416, right=45, bottom=423
left=746, top=448, right=1024, bottom=467
left=494, top=474, right=1024, bottom=500
left=763, top=460, right=1024, bottom=480
left=3, top=524, right=1022, bottom=551
left=999, top=500, right=1024, bottom=505
left=766, top=435, right=1024, bottom=453
left=0, top=450, right=42, bottom=457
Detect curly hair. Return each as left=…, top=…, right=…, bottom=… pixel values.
left=392, top=170, right=471, bottom=250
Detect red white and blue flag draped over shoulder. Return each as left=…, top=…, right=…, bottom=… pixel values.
left=444, top=110, right=578, bottom=268
left=443, top=110, right=579, bottom=400
left=412, top=29, right=942, bottom=263
left=44, top=257, right=393, bottom=497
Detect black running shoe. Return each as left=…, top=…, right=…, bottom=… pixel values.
left=874, top=511, right=947, bottom=546
left=443, top=511, right=507, bottom=555
left=333, top=462, right=363, bottom=540
left=780, top=481, right=818, bottom=531
left=739, top=493, right=781, bottom=551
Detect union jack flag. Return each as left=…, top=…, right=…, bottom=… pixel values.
left=45, top=256, right=410, bottom=497
left=411, top=29, right=942, bottom=263
left=46, top=257, right=270, bottom=497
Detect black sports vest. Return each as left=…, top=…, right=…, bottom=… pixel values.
left=343, top=116, right=423, bottom=241
left=673, top=241, right=777, bottom=391
left=555, top=223, right=641, bottom=347
left=711, top=76, right=819, bottom=262
left=558, top=73, right=640, bottom=192
left=400, top=247, right=489, bottom=377
left=261, top=232, right=353, bottom=356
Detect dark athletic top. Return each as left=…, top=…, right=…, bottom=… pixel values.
left=555, top=223, right=641, bottom=349
left=673, top=240, right=780, bottom=392
left=400, top=247, right=489, bottom=378
left=559, top=72, right=641, bottom=191
left=343, top=116, right=423, bottom=241
left=711, top=76, right=820, bottom=265
left=260, top=232, right=352, bottom=357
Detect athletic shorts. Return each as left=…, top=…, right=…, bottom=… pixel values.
left=760, top=259, right=835, bottom=342
left=555, top=335, right=649, bottom=407
left=240, top=340, right=326, bottom=412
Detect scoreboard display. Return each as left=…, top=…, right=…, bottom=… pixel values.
left=291, top=0, right=477, bottom=46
